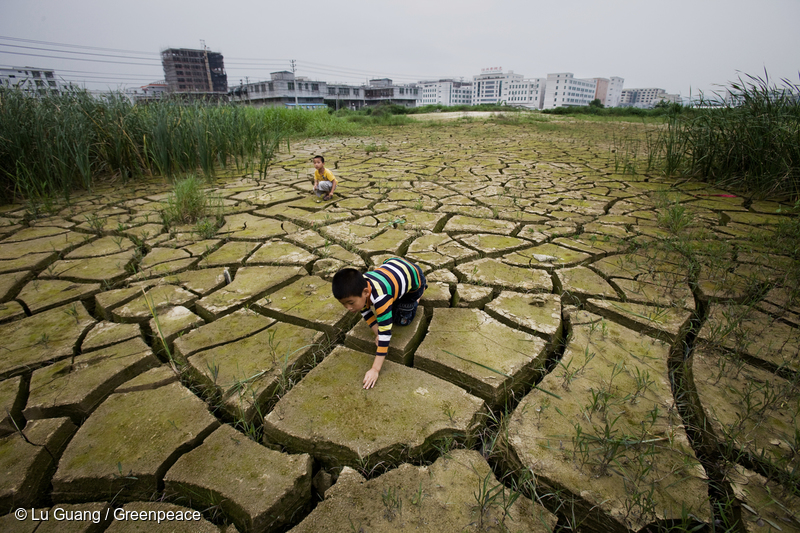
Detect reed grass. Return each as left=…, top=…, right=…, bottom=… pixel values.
left=0, top=88, right=364, bottom=203
left=649, top=73, right=800, bottom=197
left=161, top=174, right=212, bottom=226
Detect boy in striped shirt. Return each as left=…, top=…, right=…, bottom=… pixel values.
left=332, top=258, right=427, bottom=389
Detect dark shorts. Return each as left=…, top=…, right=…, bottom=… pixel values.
left=394, top=270, right=427, bottom=326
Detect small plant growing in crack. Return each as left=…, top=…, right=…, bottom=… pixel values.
left=381, top=487, right=402, bottom=522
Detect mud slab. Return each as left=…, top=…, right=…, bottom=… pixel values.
left=344, top=307, right=427, bottom=366
left=165, top=424, right=312, bottom=533
left=24, top=337, right=157, bottom=422
left=0, top=303, right=96, bottom=379
left=505, top=310, right=710, bottom=532
left=414, top=308, right=549, bottom=407
left=52, top=382, right=219, bottom=503
left=290, top=449, right=556, bottom=533
left=186, top=322, right=324, bottom=422
left=1, top=417, right=76, bottom=511
left=263, top=346, right=485, bottom=470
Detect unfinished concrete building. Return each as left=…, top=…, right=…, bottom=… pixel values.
left=161, top=48, right=227, bottom=94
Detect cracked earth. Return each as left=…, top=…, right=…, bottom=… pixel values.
left=1, top=117, right=798, bottom=532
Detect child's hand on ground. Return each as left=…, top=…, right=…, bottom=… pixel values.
left=324, top=194, right=332, bottom=201
left=363, top=368, right=380, bottom=389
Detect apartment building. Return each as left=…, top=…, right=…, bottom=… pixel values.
left=541, top=73, right=598, bottom=109
left=230, top=74, right=418, bottom=109
left=505, top=77, right=545, bottom=109
left=125, top=81, right=168, bottom=103
left=0, top=67, right=62, bottom=94
left=593, top=76, right=624, bottom=107
left=472, top=67, right=524, bottom=105
left=620, top=88, right=680, bottom=108
left=161, top=48, right=227, bottom=94
left=363, top=78, right=419, bottom=107
left=325, top=83, right=366, bottom=110
left=417, top=79, right=473, bottom=106
left=230, top=71, right=327, bottom=108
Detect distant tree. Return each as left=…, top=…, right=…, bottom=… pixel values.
left=589, top=98, right=604, bottom=108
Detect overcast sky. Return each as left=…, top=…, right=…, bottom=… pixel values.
left=1, top=0, right=798, bottom=99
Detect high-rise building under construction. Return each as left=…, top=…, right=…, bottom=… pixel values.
left=161, top=48, right=227, bottom=94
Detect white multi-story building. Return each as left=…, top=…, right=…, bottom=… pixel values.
left=620, top=88, right=680, bottom=108
left=231, top=71, right=327, bottom=108
left=125, top=81, right=168, bottom=103
left=417, top=79, right=473, bottom=106
left=541, top=73, right=598, bottom=109
left=505, top=77, right=546, bottom=109
left=593, top=76, right=624, bottom=107
left=0, top=67, right=62, bottom=94
left=472, top=67, right=523, bottom=105
left=471, top=68, right=544, bottom=108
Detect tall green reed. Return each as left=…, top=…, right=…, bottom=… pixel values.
left=649, top=72, right=800, bottom=197
left=0, top=89, right=365, bottom=203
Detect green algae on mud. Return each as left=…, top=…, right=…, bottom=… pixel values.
left=292, top=449, right=557, bottom=533
left=415, top=308, right=551, bottom=407
left=165, top=424, right=312, bottom=533
left=504, top=310, right=710, bottom=532
left=52, top=382, right=220, bottom=503
left=186, top=321, right=325, bottom=422
left=262, top=346, right=486, bottom=471
left=0, top=302, right=95, bottom=379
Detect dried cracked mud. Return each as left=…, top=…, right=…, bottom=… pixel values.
left=1, top=117, right=799, bottom=532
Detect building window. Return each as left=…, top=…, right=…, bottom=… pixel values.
left=329, top=87, right=336, bottom=95
left=312, top=84, right=318, bottom=91
left=288, top=82, right=294, bottom=90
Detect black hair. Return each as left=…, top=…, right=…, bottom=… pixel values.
left=332, top=268, right=367, bottom=299
left=313, top=155, right=325, bottom=163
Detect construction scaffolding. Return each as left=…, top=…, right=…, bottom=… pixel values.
left=161, top=47, right=227, bottom=94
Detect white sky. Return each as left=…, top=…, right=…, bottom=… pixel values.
left=1, top=0, right=798, bottom=98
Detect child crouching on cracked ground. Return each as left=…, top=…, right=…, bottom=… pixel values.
left=311, top=155, right=337, bottom=201
left=332, top=258, right=427, bottom=389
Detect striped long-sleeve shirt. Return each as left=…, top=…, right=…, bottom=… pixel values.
left=360, top=258, right=424, bottom=357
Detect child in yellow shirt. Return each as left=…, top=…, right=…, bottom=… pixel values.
left=312, top=155, right=337, bottom=201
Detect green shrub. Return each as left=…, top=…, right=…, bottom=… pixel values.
left=161, top=175, right=210, bottom=226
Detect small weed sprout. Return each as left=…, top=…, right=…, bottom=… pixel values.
left=432, top=435, right=457, bottom=459
left=411, top=481, right=424, bottom=508
left=558, top=347, right=595, bottom=391
left=441, top=400, right=456, bottom=423
left=62, top=302, right=80, bottom=324
left=36, top=332, right=51, bottom=348
left=206, top=360, right=220, bottom=385
left=381, top=487, right=402, bottom=522
left=472, top=469, right=519, bottom=530
left=630, top=367, right=655, bottom=403
left=85, top=213, right=105, bottom=234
